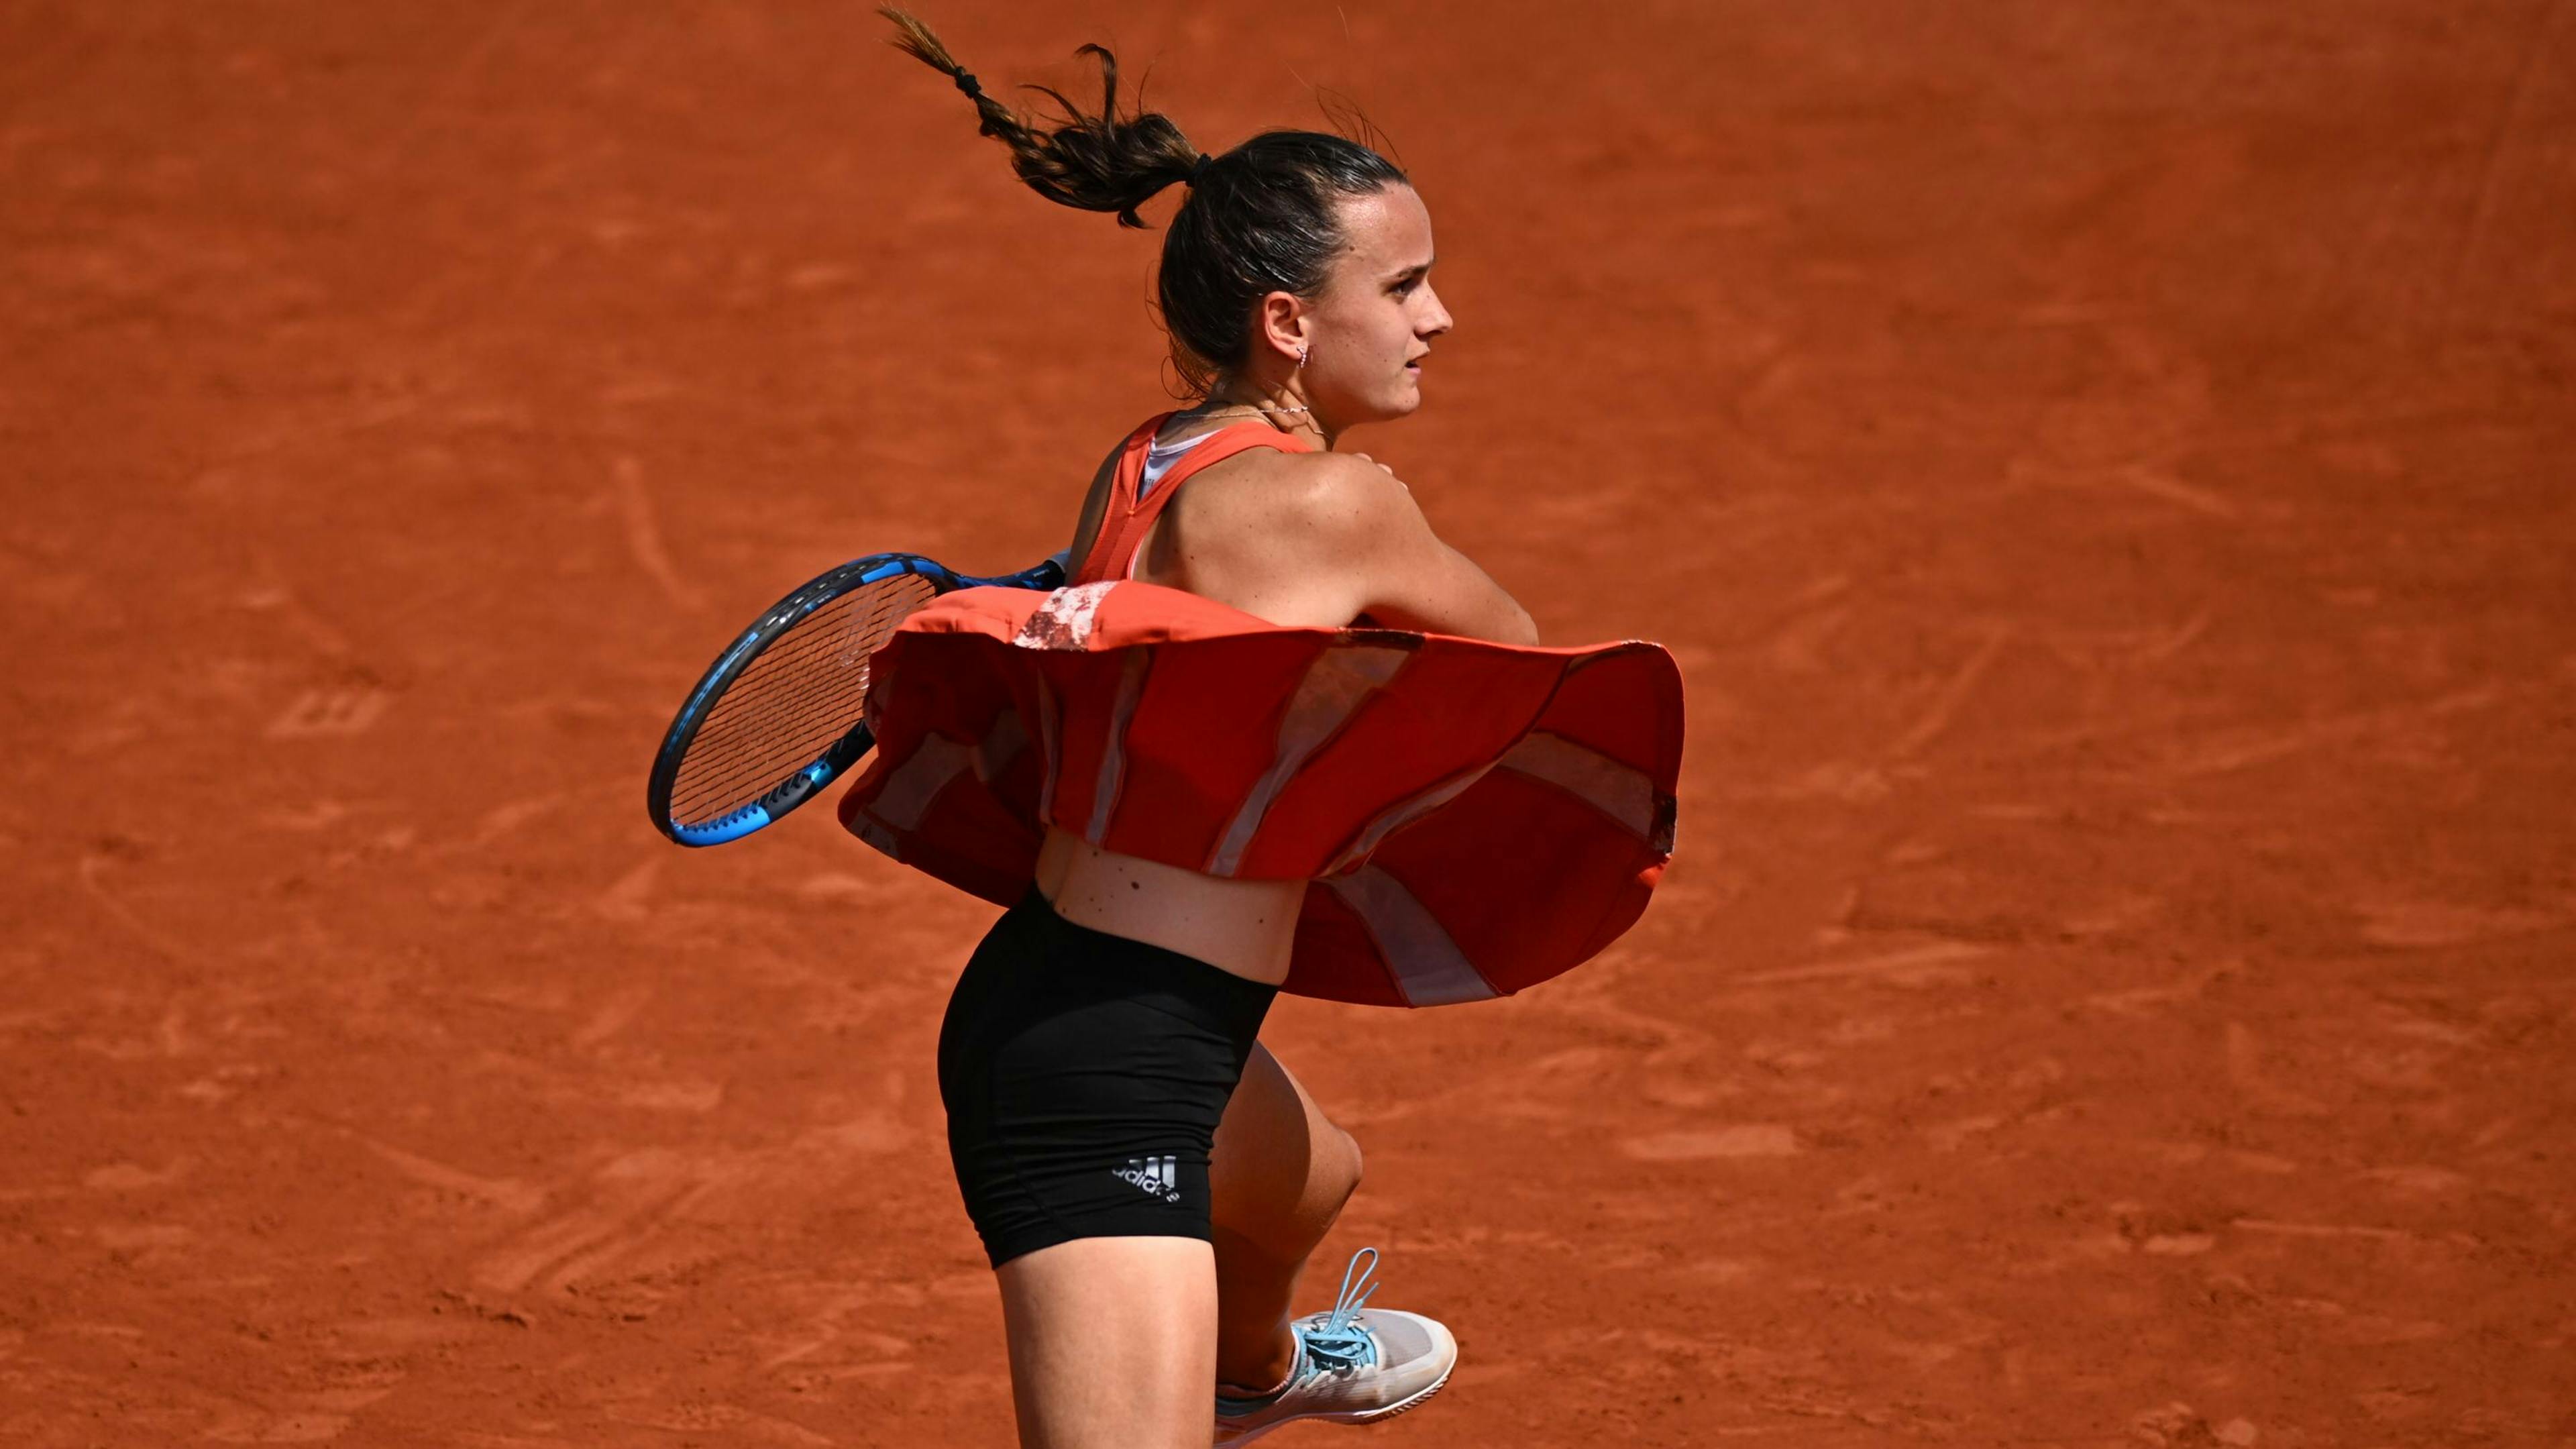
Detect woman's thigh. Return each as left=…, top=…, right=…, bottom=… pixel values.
left=1211, top=1042, right=1361, bottom=1237
left=996, top=1235, right=1219, bottom=1449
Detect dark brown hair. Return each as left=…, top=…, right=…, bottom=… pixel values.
left=881, top=8, right=1409, bottom=394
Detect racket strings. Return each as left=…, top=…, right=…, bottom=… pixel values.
left=688, top=631, right=881, bottom=759
left=667, top=572, right=935, bottom=825
left=678, top=577, right=925, bottom=771
left=677, top=672, right=879, bottom=810
left=672, top=586, right=921, bottom=817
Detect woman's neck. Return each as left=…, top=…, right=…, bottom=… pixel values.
left=1200, top=375, right=1333, bottom=451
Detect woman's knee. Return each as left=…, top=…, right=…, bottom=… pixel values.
left=1322, top=1123, right=1362, bottom=1206
left=1277, top=1119, right=1358, bottom=1233
left=1234, top=1123, right=1357, bottom=1252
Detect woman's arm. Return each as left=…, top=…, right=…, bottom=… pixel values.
left=1312, top=457, right=1538, bottom=644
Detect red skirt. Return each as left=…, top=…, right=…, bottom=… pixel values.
left=839, top=580, right=1684, bottom=1007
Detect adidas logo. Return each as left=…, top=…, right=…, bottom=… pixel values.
left=1111, top=1155, right=1182, bottom=1203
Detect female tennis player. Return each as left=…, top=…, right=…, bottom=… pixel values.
left=856, top=13, right=1681, bottom=1447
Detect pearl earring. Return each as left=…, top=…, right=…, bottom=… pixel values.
left=1295, top=344, right=1309, bottom=369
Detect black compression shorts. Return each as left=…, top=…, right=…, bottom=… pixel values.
left=937, top=884, right=1279, bottom=1269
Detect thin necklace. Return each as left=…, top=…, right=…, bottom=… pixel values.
left=1195, top=396, right=1312, bottom=433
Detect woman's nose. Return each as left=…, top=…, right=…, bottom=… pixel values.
left=1419, top=284, right=1454, bottom=337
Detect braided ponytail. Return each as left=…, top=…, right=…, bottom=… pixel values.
left=880, top=8, right=1201, bottom=229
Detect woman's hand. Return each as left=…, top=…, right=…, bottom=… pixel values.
left=1348, top=452, right=1405, bottom=490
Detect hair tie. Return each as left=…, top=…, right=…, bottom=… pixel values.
left=953, top=69, right=983, bottom=100
left=1187, top=152, right=1216, bottom=185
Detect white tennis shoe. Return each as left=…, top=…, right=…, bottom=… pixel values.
left=1212, top=1248, right=1457, bottom=1446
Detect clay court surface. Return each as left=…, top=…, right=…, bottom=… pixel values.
left=5, top=1, right=2574, bottom=1444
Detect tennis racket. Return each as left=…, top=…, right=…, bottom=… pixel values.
left=647, top=549, right=1069, bottom=846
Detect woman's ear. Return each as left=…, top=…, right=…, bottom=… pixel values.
left=1255, top=290, right=1310, bottom=367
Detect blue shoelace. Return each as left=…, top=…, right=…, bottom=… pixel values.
left=1217, top=1246, right=1387, bottom=1414
left=1294, top=1246, right=1383, bottom=1373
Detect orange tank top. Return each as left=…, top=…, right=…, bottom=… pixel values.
left=1071, top=412, right=1314, bottom=586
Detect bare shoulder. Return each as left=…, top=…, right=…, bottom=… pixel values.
left=1141, top=443, right=1534, bottom=640
left=1177, top=447, right=1408, bottom=543
left=1133, top=449, right=1401, bottom=625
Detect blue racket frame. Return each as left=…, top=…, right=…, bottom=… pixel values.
left=648, top=549, right=1068, bottom=847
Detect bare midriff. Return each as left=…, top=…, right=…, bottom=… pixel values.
left=1032, top=825, right=1307, bottom=987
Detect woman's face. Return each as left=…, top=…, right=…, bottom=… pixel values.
left=1298, top=184, right=1451, bottom=427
